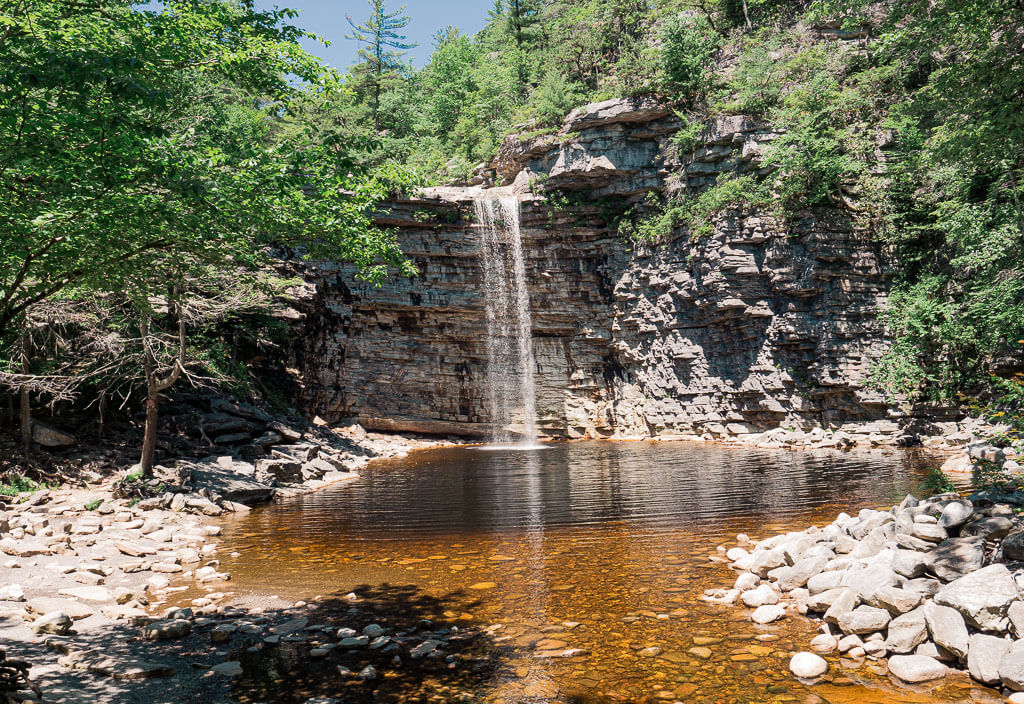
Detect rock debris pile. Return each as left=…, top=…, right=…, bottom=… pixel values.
left=706, top=490, right=1024, bottom=695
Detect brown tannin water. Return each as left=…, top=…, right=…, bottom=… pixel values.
left=215, top=441, right=994, bottom=704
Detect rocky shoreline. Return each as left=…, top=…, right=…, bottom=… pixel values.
left=706, top=470, right=1024, bottom=699
left=0, top=424, right=460, bottom=704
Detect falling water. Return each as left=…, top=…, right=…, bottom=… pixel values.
left=473, top=195, right=539, bottom=445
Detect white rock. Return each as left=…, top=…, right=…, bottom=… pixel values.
left=789, top=652, right=828, bottom=678
left=888, top=654, right=948, bottom=683
left=751, top=604, right=786, bottom=624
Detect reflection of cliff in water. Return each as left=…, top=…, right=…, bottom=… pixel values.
left=252, top=442, right=933, bottom=539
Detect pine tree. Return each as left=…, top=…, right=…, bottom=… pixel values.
left=345, top=0, right=417, bottom=130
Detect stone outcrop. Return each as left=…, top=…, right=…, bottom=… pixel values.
left=293, top=97, right=958, bottom=441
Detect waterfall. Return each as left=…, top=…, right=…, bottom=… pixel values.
left=473, top=195, right=539, bottom=445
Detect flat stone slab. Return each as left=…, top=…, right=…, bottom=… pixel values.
left=88, top=658, right=175, bottom=680
left=26, top=597, right=94, bottom=620
left=189, top=465, right=273, bottom=505
left=57, top=586, right=112, bottom=602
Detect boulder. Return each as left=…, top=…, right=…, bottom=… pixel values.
left=961, top=516, right=1014, bottom=540
left=31, top=421, right=75, bottom=447
left=938, top=501, right=973, bottom=531
left=823, top=588, right=859, bottom=625
left=809, top=634, right=838, bottom=653
left=888, top=655, right=948, bottom=683
left=773, top=556, right=827, bottom=591
left=1003, top=530, right=1024, bottom=561
left=841, top=563, right=899, bottom=606
left=750, top=549, right=787, bottom=578
left=892, top=549, right=928, bottom=579
left=912, top=522, right=948, bottom=542
left=254, top=458, right=302, bottom=484
left=806, top=587, right=847, bottom=613
left=807, top=570, right=845, bottom=595
left=927, top=537, right=985, bottom=582
left=876, top=586, right=923, bottom=615
left=562, top=96, right=672, bottom=133
left=923, top=602, right=969, bottom=659
left=734, top=573, right=759, bottom=592
left=837, top=605, right=891, bottom=635
left=1001, top=641, right=1024, bottom=690
left=750, top=604, right=786, bottom=624
left=740, top=583, right=779, bottom=608
left=31, top=611, right=72, bottom=635
left=789, top=652, right=828, bottom=678
left=143, top=619, right=192, bottom=641
left=26, top=597, right=93, bottom=620
left=967, top=633, right=1011, bottom=685
left=1009, top=601, right=1024, bottom=637
left=934, top=564, right=1018, bottom=631
left=885, top=607, right=928, bottom=654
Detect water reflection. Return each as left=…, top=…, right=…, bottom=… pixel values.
left=266, top=442, right=931, bottom=539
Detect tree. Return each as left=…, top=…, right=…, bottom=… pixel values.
left=345, top=0, right=417, bottom=130
left=0, top=1, right=414, bottom=474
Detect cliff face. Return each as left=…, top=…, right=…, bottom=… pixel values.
left=296, top=98, right=909, bottom=442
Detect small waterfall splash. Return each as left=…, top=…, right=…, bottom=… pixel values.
left=473, top=195, right=539, bottom=446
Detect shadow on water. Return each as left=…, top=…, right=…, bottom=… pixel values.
left=230, top=585, right=508, bottom=704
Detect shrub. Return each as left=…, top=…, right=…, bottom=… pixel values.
left=659, top=14, right=719, bottom=100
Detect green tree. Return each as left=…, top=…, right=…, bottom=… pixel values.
left=0, top=0, right=413, bottom=474
left=659, top=13, right=719, bottom=100
left=345, top=0, right=417, bottom=130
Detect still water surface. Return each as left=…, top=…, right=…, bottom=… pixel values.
left=216, top=442, right=995, bottom=704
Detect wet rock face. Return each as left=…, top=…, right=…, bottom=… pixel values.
left=295, top=98, right=895, bottom=439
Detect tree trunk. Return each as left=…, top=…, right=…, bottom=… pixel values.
left=741, top=0, right=752, bottom=28
left=137, top=298, right=186, bottom=478
left=19, top=325, right=31, bottom=460
left=139, top=314, right=157, bottom=478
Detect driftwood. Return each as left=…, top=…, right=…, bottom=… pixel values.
left=0, top=648, right=40, bottom=702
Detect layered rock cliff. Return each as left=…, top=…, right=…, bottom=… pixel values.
left=293, top=97, right=937, bottom=443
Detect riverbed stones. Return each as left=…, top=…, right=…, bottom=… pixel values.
left=967, top=633, right=1010, bottom=685
left=789, top=652, right=828, bottom=678
left=933, top=564, right=1018, bottom=630
left=888, top=655, right=948, bottom=683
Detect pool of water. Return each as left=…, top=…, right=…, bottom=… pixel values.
left=212, top=441, right=994, bottom=704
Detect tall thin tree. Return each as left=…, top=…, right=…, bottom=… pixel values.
left=345, top=0, right=416, bottom=130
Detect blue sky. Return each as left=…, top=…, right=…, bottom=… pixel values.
left=254, top=0, right=491, bottom=71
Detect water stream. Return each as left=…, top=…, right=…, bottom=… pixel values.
left=473, top=195, right=538, bottom=445
left=207, top=442, right=992, bottom=704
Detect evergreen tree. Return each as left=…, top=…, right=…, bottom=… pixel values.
left=345, top=0, right=417, bottom=130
